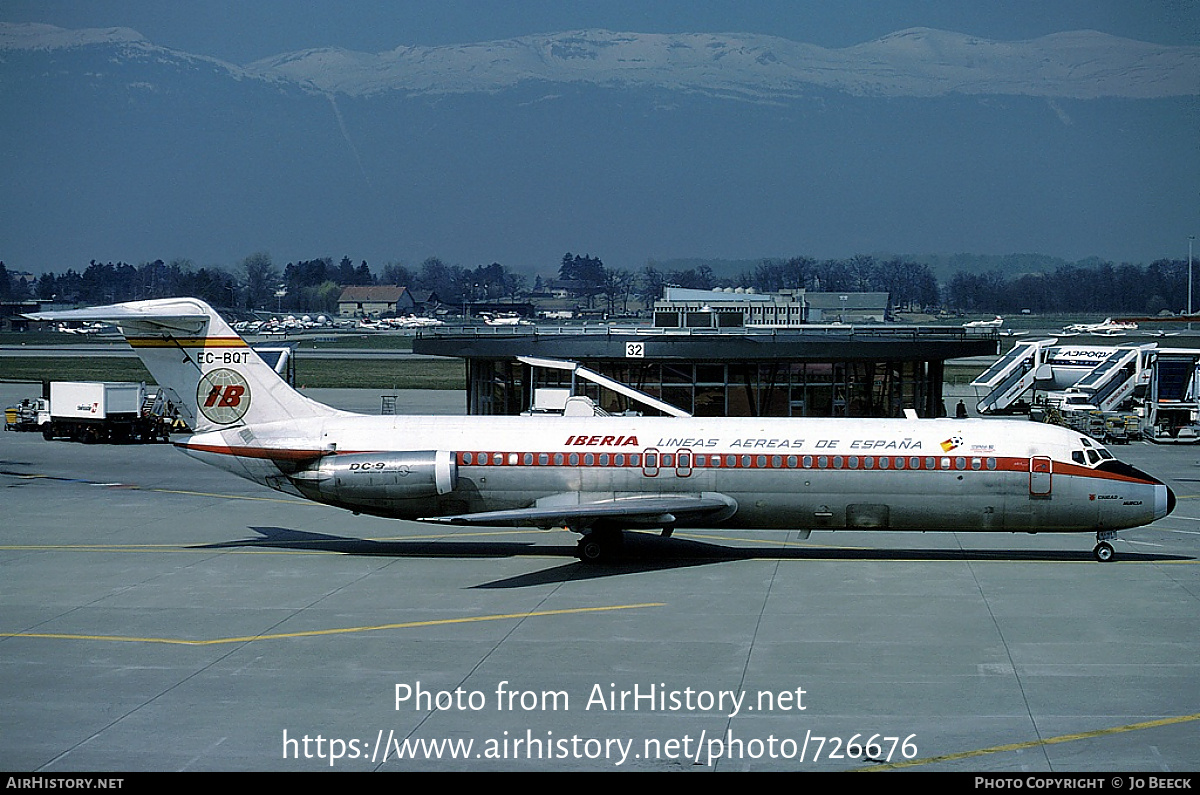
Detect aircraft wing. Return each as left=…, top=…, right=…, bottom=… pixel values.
left=420, top=493, right=736, bottom=529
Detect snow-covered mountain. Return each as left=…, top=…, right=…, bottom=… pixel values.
left=245, top=27, right=1199, bottom=100
left=4, top=23, right=1195, bottom=100
left=1, top=23, right=1196, bottom=271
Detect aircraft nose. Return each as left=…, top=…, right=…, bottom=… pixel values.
left=1136, top=467, right=1175, bottom=520
left=1098, top=459, right=1175, bottom=521
left=1138, top=467, right=1175, bottom=520
left=1134, top=466, right=1176, bottom=520
left=1159, top=482, right=1176, bottom=520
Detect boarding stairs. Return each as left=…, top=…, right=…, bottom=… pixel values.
left=972, top=338, right=1056, bottom=414
left=1061, top=345, right=1150, bottom=412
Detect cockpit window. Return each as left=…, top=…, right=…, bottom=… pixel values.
left=1074, top=440, right=1115, bottom=467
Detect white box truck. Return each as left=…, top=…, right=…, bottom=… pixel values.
left=38, top=381, right=172, bottom=443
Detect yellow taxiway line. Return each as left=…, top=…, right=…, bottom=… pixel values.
left=0, top=603, right=664, bottom=646
left=860, top=711, right=1200, bottom=771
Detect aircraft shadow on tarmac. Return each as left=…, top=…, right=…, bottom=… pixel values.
left=190, top=526, right=1193, bottom=588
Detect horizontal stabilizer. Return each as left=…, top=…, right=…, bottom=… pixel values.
left=27, top=302, right=209, bottom=334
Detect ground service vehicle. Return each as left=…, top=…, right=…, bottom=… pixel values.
left=37, top=381, right=173, bottom=443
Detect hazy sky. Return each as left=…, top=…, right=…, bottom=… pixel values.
left=7, top=0, right=1199, bottom=63
left=3, top=2, right=1197, bottom=273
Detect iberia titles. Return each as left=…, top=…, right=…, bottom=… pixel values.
left=562, top=435, right=927, bottom=451
left=564, top=435, right=641, bottom=447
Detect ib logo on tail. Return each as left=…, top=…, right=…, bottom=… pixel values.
left=196, top=367, right=252, bottom=425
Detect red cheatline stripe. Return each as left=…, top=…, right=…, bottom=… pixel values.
left=178, top=443, right=326, bottom=461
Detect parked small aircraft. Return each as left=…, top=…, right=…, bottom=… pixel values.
left=482, top=312, right=533, bottom=326
left=29, top=299, right=1174, bottom=562
left=1063, top=318, right=1139, bottom=336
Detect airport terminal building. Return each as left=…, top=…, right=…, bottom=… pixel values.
left=415, top=323, right=997, bottom=419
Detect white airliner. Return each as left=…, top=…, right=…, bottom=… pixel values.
left=30, top=299, right=1175, bottom=563
left=482, top=311, right=533, bottom=326
left=962, top=316, right=1004, bottom=329
left=1063, top=318, right=1139, bottom=336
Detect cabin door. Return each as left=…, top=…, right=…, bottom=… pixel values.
left=1029, top=456, right=1052, bottom=497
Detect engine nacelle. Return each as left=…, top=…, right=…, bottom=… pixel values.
left=290, top=450, right=457, bottom=502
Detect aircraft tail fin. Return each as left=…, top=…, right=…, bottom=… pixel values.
left=27, top=298, right=346, bottom=432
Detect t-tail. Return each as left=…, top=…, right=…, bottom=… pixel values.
left=27, top=298, right=345, bottom=432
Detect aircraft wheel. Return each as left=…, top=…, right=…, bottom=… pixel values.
left=576, top=530, right=622, bottom=564
left=1094, top=541, right=1114, bottom=563
left=578, top=537, right=605, bottom=563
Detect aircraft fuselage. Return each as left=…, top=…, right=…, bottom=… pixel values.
left=179, top=414, right=1172, bottom=534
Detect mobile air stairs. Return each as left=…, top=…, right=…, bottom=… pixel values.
left=1057, top=344, right=1154, bottom=413
left=972, top=338, right=1057, bottom=415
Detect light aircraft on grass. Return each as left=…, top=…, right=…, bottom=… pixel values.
left=29, top=298, right=1175, bottom=563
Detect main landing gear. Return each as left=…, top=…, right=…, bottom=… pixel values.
left=1094, top=530, right=1118, bottom=563
left=575, top=528, right=624, bottom=564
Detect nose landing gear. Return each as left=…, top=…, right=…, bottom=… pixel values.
left=1094, top=530, right=1118, bottom=563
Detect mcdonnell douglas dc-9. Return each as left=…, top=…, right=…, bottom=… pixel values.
left=30, top=299, right=1174, bottom=563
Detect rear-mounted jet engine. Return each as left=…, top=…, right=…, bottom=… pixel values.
left=289, top=450, right=457, bottom=508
